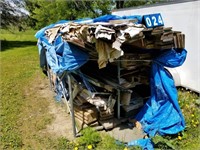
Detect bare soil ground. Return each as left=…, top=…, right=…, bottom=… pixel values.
left=38, top=77, right=75, bottom=141
left=35, top=74, right=144, bottom=143
left=44, top=101, right=74, bottom=141
left=21, top=72, right=75, bottom=144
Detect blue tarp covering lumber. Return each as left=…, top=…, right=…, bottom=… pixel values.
left=35, top=14, right=187, bottom=150
left=128, top=48, right=187, bottom=149
left=38, top=37, right=89, bottom=74
left=136, top=49, right=186, bottom=136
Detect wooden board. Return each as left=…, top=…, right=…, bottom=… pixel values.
left=74, top=106, right=98, bottom=124
left=75, top=113, right=97, bottom=124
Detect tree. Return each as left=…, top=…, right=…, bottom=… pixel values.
left=25, top=0, right=114, bottom=29
left=116, top=0, right=124, bottom=9
left=1, top=0, right=163, bottom=30
left=0, top=0, right=28, bottom=29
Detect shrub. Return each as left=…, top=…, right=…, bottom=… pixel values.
left=77, top=127, right=102, bottom=149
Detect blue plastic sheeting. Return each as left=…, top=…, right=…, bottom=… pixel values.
left=135, top=48, right=187, bottom=136
left=93, top=14, right=142, bottom=23
left=128, top=138, right=154, bottom=150
left=93, top=14, right=122, bottom=22
left=127, top=49, right=187, bottom=150
left=37, top=36, right=89, bottom=74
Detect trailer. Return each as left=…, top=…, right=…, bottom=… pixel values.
left=112, top=0, right=200, bottom=93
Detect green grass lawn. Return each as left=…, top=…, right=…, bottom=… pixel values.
left=0, top=30, right=62, bottom=149
left=0, top=29, right=199, bottom=150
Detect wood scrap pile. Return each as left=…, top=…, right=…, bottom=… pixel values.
left=45, top=20, right=185, bottom=68
left=71, top=78, right=117, bottom=130
left=141, top=27, right=185, bottom=49
left=43, top=17, right=185, bottom=131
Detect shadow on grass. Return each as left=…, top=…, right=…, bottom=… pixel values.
left=1, top=40, right=37, bottom=51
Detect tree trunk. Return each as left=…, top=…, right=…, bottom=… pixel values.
left=116, top=0, right=124, bottom=9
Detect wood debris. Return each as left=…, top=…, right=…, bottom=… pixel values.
left=43, top=17, right=186, bottom=131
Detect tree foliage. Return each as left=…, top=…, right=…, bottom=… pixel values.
left=0, top=0, right=163, bottom=30
left=25, top=0, right=114, bottom=29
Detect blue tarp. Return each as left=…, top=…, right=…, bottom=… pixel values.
left=128, top=48, right=187, bottom=149
left=136, top=48, right=186, bottom=136
left=128, top=138, right=154, bottom=150
left=93, top=14, right=142, bottom=23
left=35, top=15, right=187, bottom=149
left=37, top=36, right=89, bottom=74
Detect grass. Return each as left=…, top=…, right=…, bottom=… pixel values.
left=1, top=29, right=36, bottom=51
left=176, top=89, right=200, bottom=149
left=0, top=30, right=37, bottom=148
left=0, top=29, right=199, bottom=149
left=0, top=29, right=58, bottom=149
left=151, top=89, right=200, bottom=150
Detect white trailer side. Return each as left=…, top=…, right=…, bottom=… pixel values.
left=112, top=0, right=200, bottom=93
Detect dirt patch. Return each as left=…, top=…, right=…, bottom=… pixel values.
left=36, top=75, right=75, bottom=141
left=44, top=101, right=75, bottom=141
left=36, top=75, right=144, bottom=142
left=29, top=73, right=144, bottom=143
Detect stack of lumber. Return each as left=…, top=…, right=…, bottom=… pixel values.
left=139, top=27, right=185, bottom=49
left=74, top=105, right=98, bottom=126
left=43, top=17, right=186, bottom=131
left=125, top=26, right=185, bottom=50
left=72, top=83, right=116, bottom=130
left=45, top=21, right=185, bottom=69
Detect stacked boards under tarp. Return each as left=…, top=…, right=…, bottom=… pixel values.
left=35, top=14, right=186, bottom=131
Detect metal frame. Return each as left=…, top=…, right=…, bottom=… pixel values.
left=46, top=62, right=78, bottom=137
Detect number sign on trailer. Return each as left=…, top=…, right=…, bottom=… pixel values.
left=143, top=13, right=164, bottom=28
